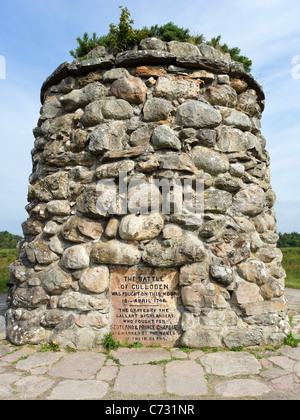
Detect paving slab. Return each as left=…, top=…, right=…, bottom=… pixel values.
left=0, top=372, right=22, bottom=399
left=171, top=348, right=188, bottom=359
left=259, top=367, right=287, bottom=380
left=48, top=379, right=109, bottom=400
left=214, top=379, right=270, bottom=398
left=110, top=347, right=171, bottom=365
left=269, top=373, right=300, bottom=393
left=96, top=366, right=119, bottom=381
left=291, top=315, right=300, bottom=339
left=0, top=365, right=6, bottom=373
left=294, top=361, right=300, bottom=377
left=285, top=288, right=300, bottom=317
left=188, top=350, right=205, bottom=360
left=280, top=345, right=300, bottom=361
left=48, top=351, right=106, bottom=379
left=260, top=358, right=273, bottom=369
left=0, top=344, right=13, bottom=357
left=0, top=373, right=21, bottom=387
left=113, top=364, right=164, bottom=396
left=200, top=351, right=261, bottom=377
left=165, top=360, right=208, bottom=396
left=268, top=355, right=296, bottom=371
left=0, top=384, right=15, bottom=398
left=1, top=346, right=36, bottom=363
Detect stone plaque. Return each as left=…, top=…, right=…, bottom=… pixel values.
left=110, top=267, right=180, bottom=346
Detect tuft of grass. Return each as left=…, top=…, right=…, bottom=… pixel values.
left=149, top=359, right=172, bottom=365
left=40, top=341, right=60, bottom=352
left=123, top=340, right=143, bottom=348
left=65, top=345, right=76, bottom=353
left=178, top=346, right=192, bottom=354
left=101, top=333, right=120, bottom=352
left=230, top=346, right=244, bottom=352
left=284, top=333, right=300, bottom=348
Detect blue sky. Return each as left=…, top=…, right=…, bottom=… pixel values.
left=0, top=0, right=299, bottom=235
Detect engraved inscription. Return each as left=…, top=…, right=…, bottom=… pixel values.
left=110, top=267, right=180, bottom=346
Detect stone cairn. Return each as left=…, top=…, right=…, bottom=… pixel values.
left=6, top=38, right=290, bottom=350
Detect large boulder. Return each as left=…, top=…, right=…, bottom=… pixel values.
left=233, top=185, right=265, bottom=216
left=109, top=76, right=147, bottom=104
left=176, top=101, right=222, bottom=128
left=119, top=214, right=164, bottom=241
left=92, top=240, right=141, bottom=265
left=191, top=146, right=229, bottom=175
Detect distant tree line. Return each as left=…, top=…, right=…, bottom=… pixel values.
left=0, top=231, right=22, bottom=249
left=278, top=232, right=300, bottom=248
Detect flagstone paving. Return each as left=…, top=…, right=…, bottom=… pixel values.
left=214, top=379, right=270, bottom=398
left=165, top=360, right=208, bottom=396
left=113, top=365, right=164, bottom=396
left=110, top=347, right=171, bottom=366
left=200, top=351, right=261, bottom=377
left=0, top=341, right=300, bottom=400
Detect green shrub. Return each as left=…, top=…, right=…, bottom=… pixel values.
left=102, top=333, right=120, bottom=351
left=207, top=35, right=252, bottom=73
left=70, top=32, right=101, bottom=59
left=278, top=232, right=300, bottom=247
left=188, top=34, right=206, bottom=45
left=284, top=333, right=300, bottom=348
left=124, top=340, right=143, bottom=348
left=40, top=341, right=60, bottom=352
left=70, top=7, right=149, bottom=57
left=109, top=6, right=149, bottom=54
left=0, top=231, right=21, bottom=249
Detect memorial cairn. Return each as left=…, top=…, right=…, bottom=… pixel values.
left=6, top=38, right=290, bottom=350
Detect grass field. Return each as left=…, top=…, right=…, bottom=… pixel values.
left=0, top=249, right=18, bottom=294
left=0, top=247, right=299, bottom=294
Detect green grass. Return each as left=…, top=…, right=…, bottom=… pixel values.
left=281, top=247, right=300, bottom=289
left=0, top=249, right=18, bottom=294
left=284, top=332, right=300, bottom=347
